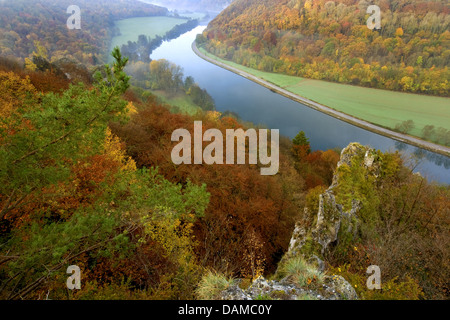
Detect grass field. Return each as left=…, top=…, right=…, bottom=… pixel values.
left=152, top=90, right=202, bottom=115
left=199, top=48, right=449, bottom=141
left=110, top=16, right=204, bottom=115
left=109, top=16, right=188, bottom=57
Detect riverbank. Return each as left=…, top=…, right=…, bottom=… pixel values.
left=193, top=42, right=450, bottom=158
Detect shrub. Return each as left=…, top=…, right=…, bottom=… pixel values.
left=329, top=264, right=424, bottom=300
left=195, top=270, right=234, bottom=300
left=74, top=280, right=151, bottom=300
left=276, top=256, right=325, bottom=288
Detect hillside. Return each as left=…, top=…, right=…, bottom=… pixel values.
left=1, top=47, right=448, bottom=300
left=0, top=0, right=449, bottom=302
left=0, top=0, right=167, bottom=66
left=208, top=143, right=448, bottom=300
left=202, top=0, right=449, bottom=96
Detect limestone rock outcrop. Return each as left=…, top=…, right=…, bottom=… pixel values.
left=285, top=143, right=380, bottom=260
left=219, top=143, right=381, bottom=300
left=219, top=275, right=358, bottom=300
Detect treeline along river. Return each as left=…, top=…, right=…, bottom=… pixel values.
left=149, top=25, right=450, bottom=184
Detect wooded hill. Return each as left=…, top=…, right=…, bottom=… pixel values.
left=201, top=0, right=449, bottom=96
left=0, top=0, right=167, bottom=66
left=144, top=0, right=232, bottom=12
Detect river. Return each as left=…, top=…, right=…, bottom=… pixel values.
left=151, top=25, right=450, bottom=184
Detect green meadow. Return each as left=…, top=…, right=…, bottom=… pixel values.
left=199, top=48, right=449, bottom=142
left=152, top=90, right=202, bottom=115
left=110, top=16, right=208, bottom=116
left=109, top=16, right=188, bottom=55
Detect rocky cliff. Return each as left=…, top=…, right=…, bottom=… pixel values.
left=219, top=143, right=382, bottom=300
left=285, top=143, right=380, bottom=261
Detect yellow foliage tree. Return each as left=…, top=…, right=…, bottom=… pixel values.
left=142, top=210, right=203, bottom=299
left=126, top=101, right=138, bottom=117
left=103, top=127, right=137, bottom=172
left=400, top=76, right=414, bottom=91
left=32, top=40, right=49, bottom=60
left=24, top=41, right=49, bottom=72
left=0, top=71, right=36, bottom=118
left=24, top=58, right=37, bottom=72
left=395, top=27, right=404, bottom=37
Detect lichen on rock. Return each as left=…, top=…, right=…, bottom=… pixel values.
left=218, top=143, right=382, bottom=301
left=277, top=143, right=382, bottom=299
left=287, top=143, right=380, bottom=259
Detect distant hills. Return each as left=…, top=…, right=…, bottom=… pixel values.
left=140, top=0, right=232, bottom=12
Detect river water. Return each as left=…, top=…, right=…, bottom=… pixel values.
left=151, top=25, right=450, bottom=184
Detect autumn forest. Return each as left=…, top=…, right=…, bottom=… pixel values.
left=202, top=0, right=449, bottom=96
left=0, top=0, right=449, bottom=303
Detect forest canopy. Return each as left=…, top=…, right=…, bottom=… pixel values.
left=0, top=48, right=448, bottom=300
left=202, top=0, right=450, bottom=96
left=0, top=0, right=448, bottom=302
left=0, top=0, right=168, bottom=66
